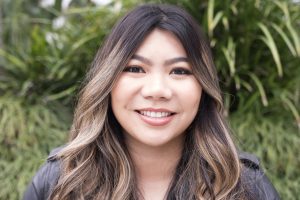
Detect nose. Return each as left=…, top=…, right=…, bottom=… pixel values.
left=141, top=74, right=172, bottom=100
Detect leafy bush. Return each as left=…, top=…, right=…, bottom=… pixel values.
left=0, top=0, right=299, bottom=199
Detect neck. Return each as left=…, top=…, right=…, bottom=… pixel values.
left=126, top=136, right=184, bottom=199
left=130, top=143, right=183, bottom=181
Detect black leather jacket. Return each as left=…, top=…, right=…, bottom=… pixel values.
left=23, top=147, right=280, bottom=200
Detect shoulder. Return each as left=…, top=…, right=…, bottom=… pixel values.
left=238, top=152, right=281, bottom=200
left=23, top=147, right=62, bottom=200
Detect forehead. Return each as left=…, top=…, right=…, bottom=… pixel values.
left=134, top=29, right=187, bottom=58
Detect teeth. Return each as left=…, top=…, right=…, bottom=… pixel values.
left=140, top=111, right=172, bottom=118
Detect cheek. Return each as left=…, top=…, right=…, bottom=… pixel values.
left=111, top=79, right=125, bottom=110
left=111, top=76, right=138, bottom=110
left=178, top=80, right=202, bottom=110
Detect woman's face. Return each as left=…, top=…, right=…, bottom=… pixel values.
left=111, top=29, right=202, bottom=148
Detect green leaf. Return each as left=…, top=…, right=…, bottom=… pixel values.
left=271, top=23, right=296, bottom=56
left=207, top=0, right=223, bottom=38
left=207, top=0, right=214, bottom=38
left=281, top=95, right=300, bottom=129
left=249, top=72, right=268, bottom=106
left=286, top=23, right=300, bottom=56
left=221, top=37, right=236, bottom=77
left=258, top=22, right=283, bottom=77
left=45, top=86, right=77, bottom=102
left=0, top=49, right=27, bottom=73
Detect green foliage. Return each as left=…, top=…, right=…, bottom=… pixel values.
left=0, top=96, right=69, bottom=199
left=0, top=0, right=299, bottom=199
left=230, top=111, right=300, bottom=199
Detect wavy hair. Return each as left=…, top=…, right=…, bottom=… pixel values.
left=50, top=4, right=248, bottom=200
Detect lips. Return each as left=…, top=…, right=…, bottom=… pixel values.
left=135, top=108, right=176, bottom=126
left=139, top=110, right=172, bottom=118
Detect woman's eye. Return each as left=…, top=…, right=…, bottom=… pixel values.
left=170, top=68, right=192, bottom=75
left=123, top=66, right=145, bottom=73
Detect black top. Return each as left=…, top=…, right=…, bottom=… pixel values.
left=23, top=147, right=280, bottom=200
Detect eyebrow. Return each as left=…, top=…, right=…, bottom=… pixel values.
left=131, top=54, right=189, bottom=66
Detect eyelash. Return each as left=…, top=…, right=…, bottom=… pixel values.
left=123, top=66, right=192, bottom=75
left=123, top=66, right=145, bottom=73
left=170, top=68, right=192, bottom=75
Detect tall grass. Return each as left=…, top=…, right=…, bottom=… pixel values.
left=0, top=0, right=299, bottom=199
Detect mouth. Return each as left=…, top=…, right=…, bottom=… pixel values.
left=136, top=110, right=175, bottom=118
left=134, top=108, right=176, bottom=126
left=135, top=109, right=176, bottom=126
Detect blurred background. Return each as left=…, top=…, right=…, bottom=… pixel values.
left=0, top=0, right=299, bottom=199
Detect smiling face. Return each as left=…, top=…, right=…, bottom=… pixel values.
left=111, top=29, right=202, bottom=149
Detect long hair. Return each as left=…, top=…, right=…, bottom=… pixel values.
left=50, top=4, right=247, bottom=200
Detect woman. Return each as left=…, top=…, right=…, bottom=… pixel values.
left=23, top=4, right=280, bottom=200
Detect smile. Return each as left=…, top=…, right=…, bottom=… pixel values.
left=139, top=111, right=172, bottom=118
left=135, top=109, right=176, bottom=126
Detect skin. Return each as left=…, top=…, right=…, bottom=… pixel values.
left=111, top=29, right=202, bottom=200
